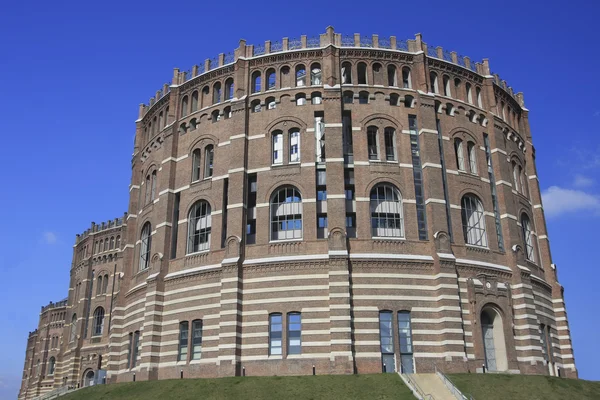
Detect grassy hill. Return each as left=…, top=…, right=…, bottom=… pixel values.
left=59, top=373, right=600, bottom=400
left=61, top=374, right=413, bottom=400
left=449, top=373, right=600, bottom=400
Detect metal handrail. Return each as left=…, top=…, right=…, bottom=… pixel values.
left=399, top=360, right=435, bottom=400
left=434, top=364, right=475, bottom=400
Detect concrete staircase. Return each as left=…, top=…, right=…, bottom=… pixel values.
left=408, top=373, right=456, bottom=400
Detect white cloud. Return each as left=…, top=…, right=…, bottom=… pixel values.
left=42, top=231, right=58, bottom=245
left=541, top=186, right=600, bottom=218
left=573, top=174, right=594, bottom=188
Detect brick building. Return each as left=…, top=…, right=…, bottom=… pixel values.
left=18, top=27, right=577, bottom=399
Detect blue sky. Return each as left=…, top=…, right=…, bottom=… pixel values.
left=0, top=0, right=598, bottom=397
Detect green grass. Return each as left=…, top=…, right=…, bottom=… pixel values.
left=449, top=373, right=600, bottom=400
left=61, top=374, right=414, bottom=400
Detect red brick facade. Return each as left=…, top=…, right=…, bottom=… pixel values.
left=18, top=27, right=577, bottom=399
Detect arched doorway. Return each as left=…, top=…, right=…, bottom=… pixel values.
left=481, top=307, right=508, bottom=372
left=83, top=369, right=95, bottom=387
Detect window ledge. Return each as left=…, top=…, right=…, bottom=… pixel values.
left=186, top=249, right=210, bottom=257
left=372, top=237, right=406, bottom=241
left=268, top=355, right=283, bottom=360
left=269, top=239, right=303, bottom=244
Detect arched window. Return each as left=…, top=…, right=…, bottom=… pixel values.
left=139, top=222, right=152, bottom=270
left=521, top=214, right=535, bottom=262
left=109, top=236, right=115, bottom=249
left=384, top=128, right=396, bottom=161
left=187, top=201, right=211, bottom=253
left=311, top=91, right=322, bottom=105
left=520, top=166, right=527, bottom=197
left=454, top=139, right=465, bottom=171
left=181, top=96, right=188, bottom=117
left=512, top=161, right=520, bottom=192
left=48, top=357, right=55, bottom=375
left=466, top=83, right=473, bottom=104
left=204, top=145, right=214, bottom=178
left=280, top=66, right=290, bottom=87
left=191, top=91, right=199, bottom=112
left=92, top=307, right=105, bottom=336
left=357, top=62, right=367, bottom=84
left=192, top=149, right=201, bottom=182
left=251, top=99, right=261, bottom=113
left=454, top=78, right=462, bottom=100
left=341, top=62, right=352, bottom=84
left=178, top=321, right=189, bottom=361
left=104, top=239, right=109, bottom=252
left=191, top=319, right=203, bottom=360
left=94, top=241, right=99, bottom=254
left=358, top=91, right=369, bottom=104
left=310, top=64, right=321, bottom=85
left=201, top=86, right=210, bottom=108
left=158, top=111, right=163, bottom=129
left=164, top=106, right=170, bottom=127
left=390, top=93, right=399, bottom=106
left=343, top=90, right=353, bottom=104
left=96, top=276, right=102, bottom=295
left=99, top=239, right=103, bottom=253
left=213, top=82, right=221, bottom=104
left=443, top=75, right=451, bottom=97
left=224, top=78, right=234, bottom=100
left=467, top=142, right=478, bottom=174
left=270, top=186, right=303, bottom=240
left=461, top=195, right=488, bottom=247
left=251, top=71, right=261, bottom=93
left=211, top=110, right=220, bottom=123
left=295, top=64, right=306, bottom=87
left=151, top=170, right=157, bottom=201
left=295, top=93, right=306, bottom=106
left=402, top=67, right=411, bottom=89
left=103, top=274, right=109, bottom=294
left=269, top=313, right=283, bottom=355
left=266, top=96, right=276, bottom=109
left=266, top=68, right=276, bottom=90
left=289, top=129, right=300, bottom=163
left=370, top=184, right=404, bottom=238
left=367, top=126, right=379, bottom=160
left=224, top=106, right=232, bottom=119
left=476, top=87, right=483, bottom=108
left=287, top=312, right=302, bottom=355
left=430, top=72, right=439, bottom=94
left=404, top=95, right=414, bottom=108
left=272, top=131, right=283, bottom=164
left=387, top=65, right=397, bottom=87
left=501, top=102, right=506, bottom=120
left=116, top=235, right=121, bottom=249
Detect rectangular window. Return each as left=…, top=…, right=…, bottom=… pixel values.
left=342, top=112, right=353, bottom=163
left=131, top=331, right=140, bottom=368
left=379, top=311, right=395, bottom=373
left=289, top=131, right=300, bottom=163
left=317, top=214, right=328, bottom=239
left=178, top=322, right=189, bottom=362
left=246, top=174, right=257, bottom=245
left=204, top=147, right=214, bottom=178
left=273, top=133, right=283, bottom=164
left=287, top=313, right=302, bottom=355
left=398, top=312, right=414, bottom=373
left=409, top=115, right=428, bottom=240
left=346, top=212, right=357, bottom=238
left=192, top=320, right=202, bottom=360
left=269, top=314, right=283, bottom=355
